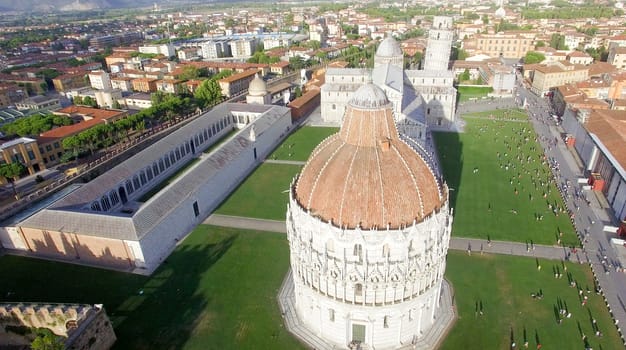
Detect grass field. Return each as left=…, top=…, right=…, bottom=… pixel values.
left=441, top=251, right=622, bottom=350
left=0, top=225, right=304, bottom=350
left=435, top=110, right=578, bottom=246
left=1, top=232, right=619, bottom=350
left=214, top=163, right=302, bottom=220
left=457, top=85, right=494, bottom=102
left=268, top=126, right=338, bottom=161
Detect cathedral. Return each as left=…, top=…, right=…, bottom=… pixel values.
left=285, top=80, right=455, bottom=349
left=321, top=16, right=457, bottom=138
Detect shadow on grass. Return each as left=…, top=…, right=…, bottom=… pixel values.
left=112, top=233, right=237, bottom=349
left=433, top=131, right=463, bottom=208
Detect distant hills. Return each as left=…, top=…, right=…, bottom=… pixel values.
left=0, top=0, right=208, bottom=12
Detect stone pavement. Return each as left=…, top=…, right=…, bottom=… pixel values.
left=264, top=159, right=306, bottom=166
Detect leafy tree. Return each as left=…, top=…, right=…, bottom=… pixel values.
left=294, top=86, right=302, bottom=98
left=459, top=69, right=471, bottom=82
left=0, top=113, right=71, bottom=137
left=0, top=162, right=27, bottom=199
left=524, top=51, right=546, bottom=64
left=62, top=135, right=82, bottom=164
left=289, top=56, right=306, bottom=70
left=30, top=328, right=64, bottom=350
left=194, top=79, right=222, bottom=108
left=549, top=34, right=568, bottom=50
left=315, top=51, right=329, bottom=62
left=81, top=96, right=98, bottom=108
left=535, top=41, right=546, bottom=48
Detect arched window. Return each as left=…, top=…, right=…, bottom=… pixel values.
left=383, top=244, right=390, bottom=258
left=153, top=163, right=160, bottom=176
left=355, top=283, right=363, bottom=297
left=91, top=201, right=101, bottom=211
left=146, top=167, right=153, bottom=181
left=140, top=171, right=147, bottom=185
left=109, top=190, right=119, bottom=205
left=170, top=152, right=176, bottom=164
left=354, top=244, right=362, bottom=261
left=185, top=142, right=191, bottom=153
left=164, top=156, right=171, bottom=168
left=133, top=175, right=141, bottom=189
left=175, top=149, right=181, bottom=160
left=203, top=129, right=208, bottom=140
left=125, top=180, right=134, bottom=194
left=159, top=159, right=165, bottom=172
left=101, top=196, right=111, bottom=211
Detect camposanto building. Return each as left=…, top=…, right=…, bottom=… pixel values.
left=283, top=83, right=455, bottom=349
left=0, top=103, right=292, bottom=273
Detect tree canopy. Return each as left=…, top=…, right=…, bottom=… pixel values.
left=524, top=51, right=546, bottom=64
left=0, top=113, right=72, bottom=137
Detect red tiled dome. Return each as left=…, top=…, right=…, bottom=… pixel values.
left=294, top=83, right=445, bottom=230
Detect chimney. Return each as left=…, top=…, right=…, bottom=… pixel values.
left=379, top=138, right=391, bottom=152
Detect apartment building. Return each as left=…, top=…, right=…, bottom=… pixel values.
left=131, top=78, right=158, bottom=93
left=88, top=70, right=112, bottom=90
left=52, top=73, right=89, bottom=92
left=608, top=46, right=626, bottom=70
left=229, top=39, right=257, bottom=58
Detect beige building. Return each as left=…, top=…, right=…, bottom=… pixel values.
left=472, top=32, right=535, bottom=59
left=608, top=46, right=626, bottom=70
left=0, top=137, right=46, bottom=184
left=218, top=69, right=259, bottom=97
left=528, top=61, right=589, bottom=95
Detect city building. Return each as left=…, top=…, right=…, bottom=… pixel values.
left=123, top=93, right=153, bottom=110
left=139, top=43, right=175, bottom=58
left=131, top=78, right=158, bottom=93
left=229, top=38, right=257, bottom=58
left=94, top=90, right=123, bottom=109
left=562, top=108, right=626, bottom=222
left=526, top=61, right=589, bottom=95
left=0, top=303, right=116, bottom=349
left=37, top=107, right=128, bottom=166
left=0, top=137, right=46, bottom=185
left=15, top=96, right=60, bottom=112
left=2, top=103, right=292, bottom=272
left=284, top=82, right=454, bottom=349
left=471, top=32, right=535, bottom=59
left=52, top=73, right=90, bottom=93
left=88, top=70, right=112, bottom=90
left=608, top=46, right=626, bottom=70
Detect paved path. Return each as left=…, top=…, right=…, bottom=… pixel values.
left=205, top=214, right=573, bottom=261
left=264, top=159, right=306, bottom=166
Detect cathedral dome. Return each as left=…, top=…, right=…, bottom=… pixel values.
left=348, top=82, right=389, bottom=109
left=294, top=83, right=445, bottom=230
left=248, top=73, right=267, bottom=96
left=376, top=36, right=403, bottom=57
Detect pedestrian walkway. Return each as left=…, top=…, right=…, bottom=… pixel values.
left=264, top=159, right=306, bottom=166
left=206, top=214, right=573, bottom=261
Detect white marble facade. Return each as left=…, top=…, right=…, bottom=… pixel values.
left=286, top=190, right=452, bottom=348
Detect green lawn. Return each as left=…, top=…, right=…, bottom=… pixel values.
left=463, top=108, right=530, bottom=121
left=268, top=126, right=338, bottom=161
left=442, top=251, right=622, bottom=350
left=215, top=163, right=302, bottom=220
left=435, top=115, right=578, bottom=246
left=0, top=225, right=304, bottom=350
left=457, top=85, right=494, bottom=102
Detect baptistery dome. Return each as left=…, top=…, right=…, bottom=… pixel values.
left=294, top=83, right=445, bottom=230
